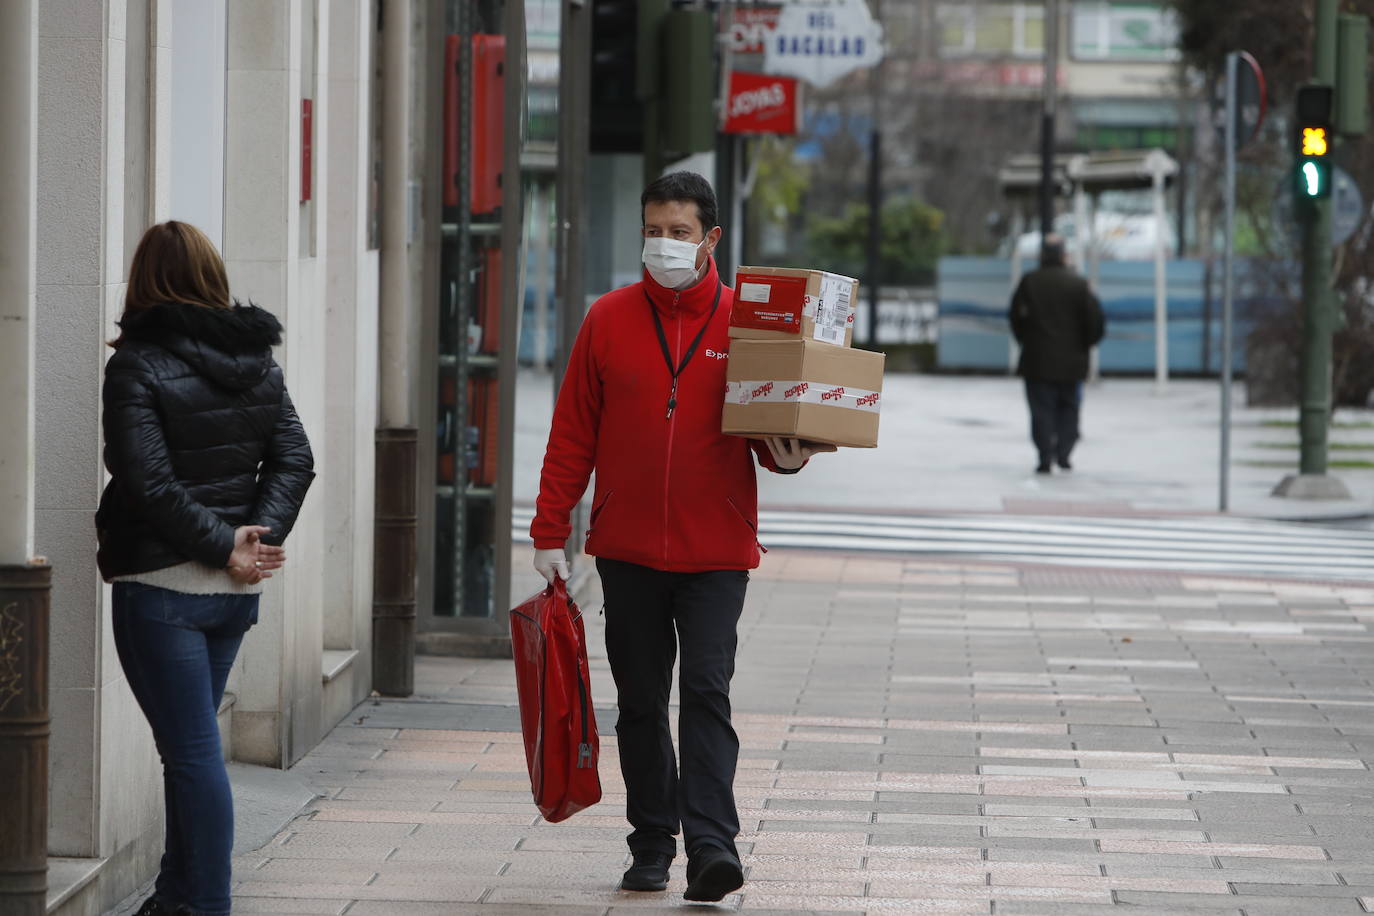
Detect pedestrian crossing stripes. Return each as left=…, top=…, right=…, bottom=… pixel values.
left=511, top=506, right=1374, bottom=582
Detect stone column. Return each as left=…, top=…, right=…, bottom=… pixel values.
left=225, top=0, right=332, bottom=767
left=322, top=0, right=379, bottom=705
left=372, top=0, right=417, bottom=697
left=0, top=15, right=49, bottom=913
left=0, top=1, right=37, bottom=564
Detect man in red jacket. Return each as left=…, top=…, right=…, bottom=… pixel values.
left=531, top=172, right=831, bottom=902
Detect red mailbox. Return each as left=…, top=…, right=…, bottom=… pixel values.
left=444, top=35, right=506, bottom=213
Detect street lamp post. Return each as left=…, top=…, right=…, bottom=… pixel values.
left=1039, top=0, right=1059, bottom=238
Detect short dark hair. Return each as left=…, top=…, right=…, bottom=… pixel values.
left=641, top=171, right=718, bottom=235
left=1040, top=234, right=1067, bottom=268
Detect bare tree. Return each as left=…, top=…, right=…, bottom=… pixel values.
left=1167, top=0, right=1374, bottom=405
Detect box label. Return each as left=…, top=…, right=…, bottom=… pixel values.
left=725, top=379, right=881, bottom=413
left=738, top=281, right=772, bottom=304
left=815, top=324, right=845, bottom=345
left=813, top=273, right=854, bottom=343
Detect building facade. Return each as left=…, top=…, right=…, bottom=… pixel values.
left=3, top=0, right=545, bottom=909
left=7, top=1, right=385, bottom=911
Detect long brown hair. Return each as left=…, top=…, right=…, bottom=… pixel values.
left=112, top=221, right=231, bottom=347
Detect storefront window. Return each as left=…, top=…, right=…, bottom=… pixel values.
left=525, top=0, right=559, bottom=146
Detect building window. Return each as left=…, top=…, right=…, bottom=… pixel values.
left=1071, top=1, right=1180, bottom=61
left=937, top=3, right=1045, bottom=59
left=168, top=0, right=228, bottom=250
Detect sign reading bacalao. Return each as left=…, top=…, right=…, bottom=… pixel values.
left=764, top=0, right=884, bottom=88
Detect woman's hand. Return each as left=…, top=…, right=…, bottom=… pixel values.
left=227, top=525, right=286, bottom=585
left=764, top=437, right=838, bottom=471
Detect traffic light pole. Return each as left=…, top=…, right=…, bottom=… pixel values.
left=865, top=0, right=885, bottom=348
left=1297, top=193, right=1334, bottom=478
left=1273, top=0, right=1351, bottom=500
left=1301, top=0, right=1337, bottom=477
left=1219, top=52, right=1236, bottom=512
left=1038, top=0, right=1059, bottom=237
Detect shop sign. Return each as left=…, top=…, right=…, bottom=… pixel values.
left=728, top=6, right=782, bottom=54
left=764, top=0, right=885, bottom=88
left=723, top=71, right=802, bottom=135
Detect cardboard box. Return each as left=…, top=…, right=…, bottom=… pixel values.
left=722, top=339, right=884, bottom=448
left=730, top=266, right=858, bottom=347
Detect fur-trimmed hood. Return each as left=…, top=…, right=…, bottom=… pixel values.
left=116, top=302, right=282, bottom=390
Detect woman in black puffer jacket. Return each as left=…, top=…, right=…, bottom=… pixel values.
left=97, top=221, right=314, bottom=916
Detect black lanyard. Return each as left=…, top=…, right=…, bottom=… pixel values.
left=644, top=282, right=722, bottom=420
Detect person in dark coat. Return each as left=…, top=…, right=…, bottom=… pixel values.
left=1009, top=234, right=1106, bottom=473
left=97, top=221, right=314, bottom=916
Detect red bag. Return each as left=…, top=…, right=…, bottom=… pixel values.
left=509, top=577, right=602, bottom=822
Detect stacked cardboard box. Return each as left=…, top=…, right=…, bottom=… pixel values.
left=724, top=267, right=885, bottom=449
left=729, top=266, right=858, bottom=347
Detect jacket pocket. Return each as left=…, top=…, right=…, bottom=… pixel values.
left=726, top=497, right=767, bottom=554
left=588, top=490, right=614, bottom=533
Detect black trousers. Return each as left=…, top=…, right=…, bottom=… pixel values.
left=1025, top=379, right=1082, bottom=466
left=596, top=557, right=748, bottom=860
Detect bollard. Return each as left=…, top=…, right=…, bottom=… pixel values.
left=0, top=562, right=52, bottom=916
left=373, top=428, right=417, bottom=697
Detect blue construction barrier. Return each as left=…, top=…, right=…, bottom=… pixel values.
left=936, top=256, right=1277, bottom=375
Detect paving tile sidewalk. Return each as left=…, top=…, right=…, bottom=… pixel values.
left=231, top=550, right=1374, bottom=915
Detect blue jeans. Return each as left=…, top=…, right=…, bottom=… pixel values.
left=112, top=583, right=259, bottom=916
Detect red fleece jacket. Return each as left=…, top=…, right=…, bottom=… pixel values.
left=531, top=258, right=788, bottom=572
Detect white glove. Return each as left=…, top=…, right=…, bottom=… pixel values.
left=765, top=436, right=838, bottom=470
left=534, top=547, right=570, bottom=584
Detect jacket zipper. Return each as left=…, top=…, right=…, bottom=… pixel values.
left=662, top=291, right=681, bottom=567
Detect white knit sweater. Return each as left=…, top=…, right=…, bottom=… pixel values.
left=111, top=561, right=265, bottom=596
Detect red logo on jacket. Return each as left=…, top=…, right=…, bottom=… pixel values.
left=821, top=386, right=846, bottom=402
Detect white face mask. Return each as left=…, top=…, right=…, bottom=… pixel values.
left=642, top=236, right=707, bottom=289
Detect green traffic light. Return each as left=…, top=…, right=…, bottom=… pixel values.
left=1297, top=158, right=1331, bottom=199
left=1303, top=161, right=1321, bottom=196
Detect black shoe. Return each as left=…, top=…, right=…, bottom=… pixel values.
left=1035, top=463, right=1052, bottom=475
left=684, top=847, right=744, bottom=902
left=621, top=851, right=672, bottom=891
left=134, top=897, right=186, bottom=916
left=1057, top=457, right=1072, bottom=471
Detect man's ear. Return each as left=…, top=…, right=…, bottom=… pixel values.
left=706, top=225, right=723, bottom=254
